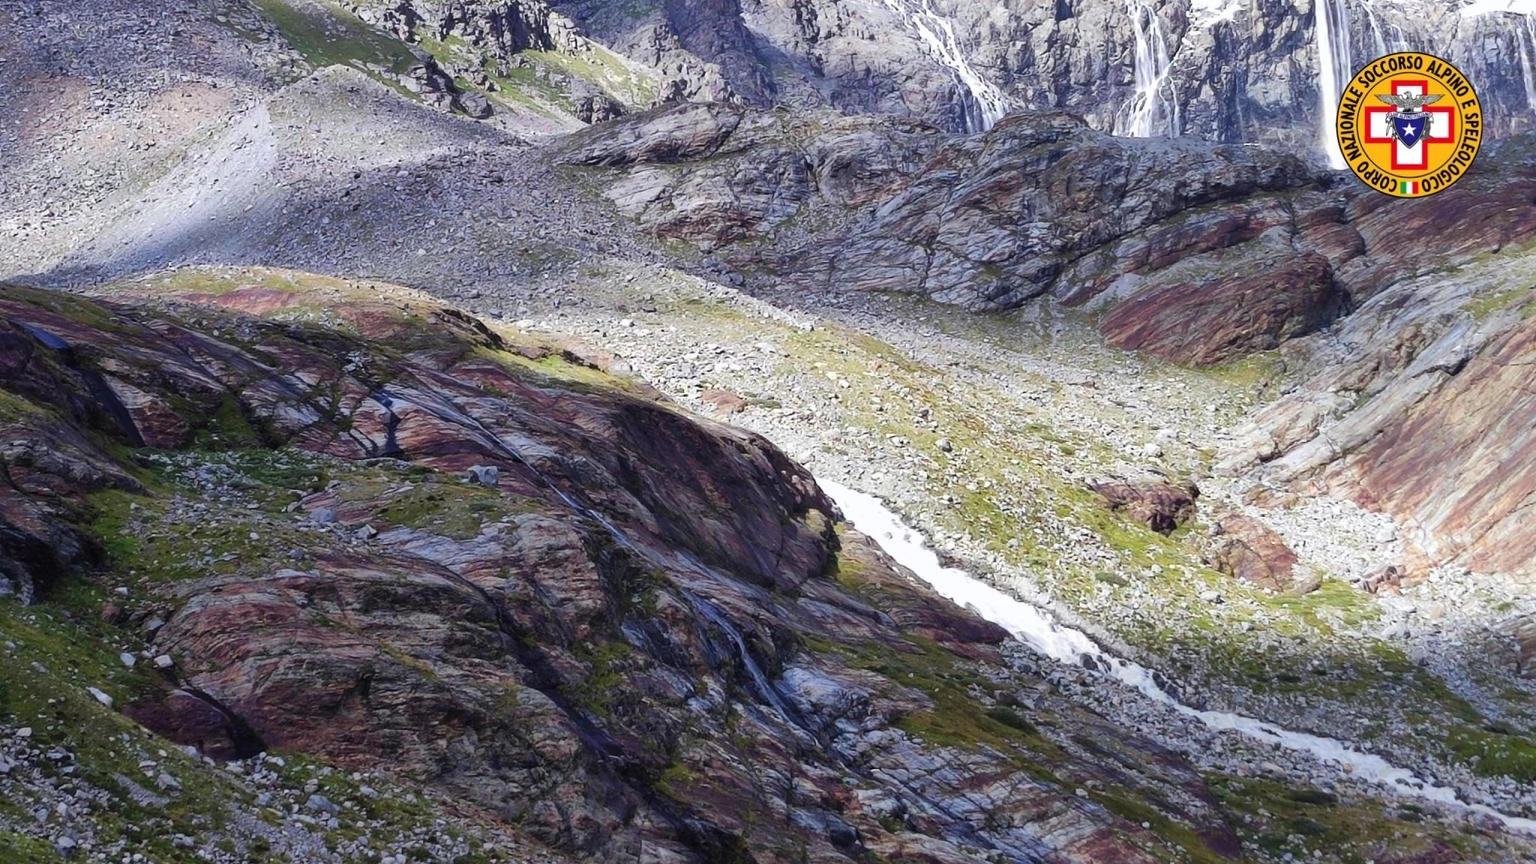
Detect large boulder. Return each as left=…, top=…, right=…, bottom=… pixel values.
left=1205, top=513, right=1312, bottom=594
left=1091, top=480, right=1199, bottom=535
left=1100, top=251, right=1341, bottom=366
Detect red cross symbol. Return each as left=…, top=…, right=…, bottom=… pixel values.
left=1364, top=79, right=1455, bottom=170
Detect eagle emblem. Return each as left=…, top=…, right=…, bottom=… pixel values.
left=1375, top=92, right=1443, bottom=148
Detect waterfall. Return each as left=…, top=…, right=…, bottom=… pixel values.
left=1117, top=1, right=1181, bottom=137
left=1314, top=0, right=1354, bottom=169
left=1461, top=2, right=1536, bottom=120
left=1518, top=14, right=1536, bottom=118
left=820, top=478, right=1536, bottom=837
left=1358, top=0, right=1395, bottom=58
left=685, top=590, right=804, bottom=725
left=881, top=0, right=1009, bottom=132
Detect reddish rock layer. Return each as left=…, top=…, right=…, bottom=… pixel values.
left=1206, top=513, right=1311, bottom=594
left=1090, top=480, right=1199, bottom=535
left=1324, top=316, right=1536, bottom=576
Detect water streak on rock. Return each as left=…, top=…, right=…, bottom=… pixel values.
left=880, top=0, right=1007, bottom=131
left=1118, top=1, right=1180, bottom=137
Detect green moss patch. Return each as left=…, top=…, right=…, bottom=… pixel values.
left=250, top=0, right=418, bottom=79
left=1210, top=776, right=1502, bottom=863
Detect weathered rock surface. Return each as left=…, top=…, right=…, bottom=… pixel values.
left=1206, top=513, right=1311, bottom=594
left=573, top=102, right=1536, bottom=371
left=1091, top=480, right=1199, bottom=535
left=564, top=103, right=941, bottom=247
left=0, top=274, right=1241, bottom=863
left=352, top=0, right=1536, bottom=150
left=1100, top=252, right=1342, bottom=366
left=1217, top=151, right=1536, bottom=580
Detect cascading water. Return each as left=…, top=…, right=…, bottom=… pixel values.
left=1356, top=0, right=1404, bottom=58
left=820, top=478, right=1536, bottom=836
left=685, top=590, right=805, bottom=725
left=1523, top=16, right=1536, bottom=118
left=881, top=0, right=1008, bottom=132
left=1118, top=1, right=1181, bottom=137
left=1314, top=0, right=1354, bottom=169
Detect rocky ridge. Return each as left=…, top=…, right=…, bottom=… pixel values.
left=568, top=101, right=1536, bottom=366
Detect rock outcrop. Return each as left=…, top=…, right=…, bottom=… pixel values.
left=574, top=103, right=1536, bottom=367
left=564, top=103, right=941, bottom=247
left=1206, top=513, right=1314, bottom=594
left=1217, top=133, right=1536, bottom=579
left=1091, top=480, right=1199, bottom=535
left=343, top=0, right=1536, bottom=150
left=1233, top=287, right=1536, bottom=579
left=929, top=0, right=1536, bottom=150
left=0, top=271, right=1242, bottom=864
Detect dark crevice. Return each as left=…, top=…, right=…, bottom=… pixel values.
left=171, top=682, right=269, bottom=761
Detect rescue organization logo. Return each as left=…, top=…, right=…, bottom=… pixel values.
left=1336, top=52, right=1482, bottom=198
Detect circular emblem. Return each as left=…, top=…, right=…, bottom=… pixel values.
left=1335, top=52, right=1481, bottom=198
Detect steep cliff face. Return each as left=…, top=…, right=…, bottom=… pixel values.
left=340, top=0, right=1536, bottom=149
left=1222, top=227, right=1536, bottom=580
left=0, top=271, right=1253, bottom=863
left=810, top=0, right=1536, bottom=150
left=569, top=102, right=1536, bottom=366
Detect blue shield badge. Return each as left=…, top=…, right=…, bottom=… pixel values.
left=1393, top=112, right=1428, bottom=148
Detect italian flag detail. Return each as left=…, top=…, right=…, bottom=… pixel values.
left=1399, top=180, right=1419, bottom=194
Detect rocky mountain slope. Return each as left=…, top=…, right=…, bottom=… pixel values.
left=0, top=270, right=1382, bottom=864
left=5, top=0, right=1536, bottom=862
left=325, top=0, right=1536, bottom=157
left=570, top=100, right=1536, bottom=362
left=562, top=99, right=1536, bottom=584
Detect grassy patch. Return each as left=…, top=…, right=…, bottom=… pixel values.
left=0, top=829, right=67, bottom=863
left=129, top=268, right=327, bottom=298
left=1209, top=775, right=1495, bottom=862
left=1465, top=285, right=1534, bottom=320
left=524, top=47, right=658, bottom=107
left=1445, top=724, right=1536, bottom=782
left=343, top=477, right=537, bottom=540
left=565, top=642, right=635, bottom=720
left=476, top=343, right=648, bottom=397
left=85, top=450, right=335, bottom=586
left=1090, top=792, right=1231, bottom=864
left=0, top=389, right=41, bottom=423
left=1198, top=350, right=1286, bottom=393
left=0, top=587, right=250, bottom=862
left=803, top=624, right=1055, bottom=761
left=251, top=0, right=417, bottom=77
left=193, top=393, right=265, bottom=450
left=1, top=284, right=124, bottom=332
